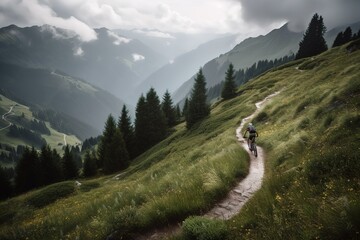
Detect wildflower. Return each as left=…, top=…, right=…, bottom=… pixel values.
left=276, top=194, right=282, bottom=202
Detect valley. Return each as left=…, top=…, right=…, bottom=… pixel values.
left=0, top=94, right=81, bottom=164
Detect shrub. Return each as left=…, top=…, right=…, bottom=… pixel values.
left=79, top=182, right=100, bottom=192
left=26, top=182, right=75, bottom=208
left=254, top=112, right=268, bottom=123
left=182, top=216, right=228, bottom=240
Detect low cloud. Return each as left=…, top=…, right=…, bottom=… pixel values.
left=132, top=53, right=145, bottom=62
left=73, top=47, right=84, bottom=56
left=0, top=0, right=97, bottom=41
left=234, top=0, right=360, bottom=32
left=134, top=29, right=175, bottom=39
left=107, top=30, right=131, bottom=45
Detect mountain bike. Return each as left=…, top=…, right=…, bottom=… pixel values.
left=250, top=137, right=258, bottom=157
left=245, top=136, right=258, bottom=157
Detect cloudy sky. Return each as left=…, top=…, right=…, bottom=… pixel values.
left=0, top=0, right=359, bottom=42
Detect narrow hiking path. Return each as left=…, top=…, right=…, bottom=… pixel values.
left=205, top=91, right=280, bottom=220
left=63, top=134, right=67, bottom=146
left=119, top=92, right=281, bottom=240
left=0, top=105, right=14, bottom=131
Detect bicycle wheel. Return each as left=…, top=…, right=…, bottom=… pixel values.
left=253, top=144, right=258, bottom=157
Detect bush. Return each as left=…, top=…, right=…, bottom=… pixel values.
left=26, top=182, right=75, bottom=208
left=182, top=216, right=228, bottom=240
left=79, top=182, right=100, bottom=192
left=254, top=112, right=268, bottom=123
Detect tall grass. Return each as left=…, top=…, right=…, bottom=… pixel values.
left=0, top=97, right=250, bottom=239
left=227, top=43, right=360, bottom=239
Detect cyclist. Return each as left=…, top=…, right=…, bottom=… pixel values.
left=243, top=123, right=258, bottom=150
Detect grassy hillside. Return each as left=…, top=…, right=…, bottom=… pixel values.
left=0, top=94, right=81, bottom=157
left=227, top=42, right=360, bottom=239
left=0, top=42, right=359, bottom=239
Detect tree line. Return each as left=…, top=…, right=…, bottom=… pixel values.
left=207, top=54, right=295, bottom=101
left=332, top=26, right=360, bottom=48
left=7, top=125, right=47, bottom=148
left=0, top=145, right=81, bottom=199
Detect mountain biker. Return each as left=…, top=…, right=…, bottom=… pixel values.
left=243, top=123, right=258, bottom=150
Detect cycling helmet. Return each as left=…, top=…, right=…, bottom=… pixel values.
left=248, top=123, right=253, bottom=126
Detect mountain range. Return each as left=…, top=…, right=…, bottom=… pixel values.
left=131, top=34, right=239, bottom=102
left=1, top=21, right=359, bottom=136
left=0, top=25, right=167, bottom=100
left=0, top=62, right=122, bottom=137
left=172, top=21, right=360, bottom=104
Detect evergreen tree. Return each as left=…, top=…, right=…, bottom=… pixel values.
left=145, top=88, right=167, bottom=148
left=104, top=128, right=129, bottom=174
left=296, top=13, right=328, bottom=60
left=39, top=145, right=62, bottom=186
left=83, top=150, right=97, bottom=177
left=0, top=167, right=13, bottom=200
left=97, top=115, right=117, bottom=168
left=62, top=145, right=78, bottom=179
left=15, top=147, right=40, bottom=193
left=332, top=31, right=344, bottom=47
left=186, top=69, right=210, bottom=129
left=343, top=27, right=353, bottom=43
left=182, top=98, right=189, bottom=118
left=134, top=94, right=148, bottom=155
left=175, top=105, right=181, bottom=122
left=162, top=90, right=176, bottom=127
left=118, top=105, right=136, bottom=159
left=221, top=63, right=237, bottom=100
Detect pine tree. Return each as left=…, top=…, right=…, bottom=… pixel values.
left=296, top=13, right=328, bottom=60
left=39, top=145, right=62, bottom=186
left=135, top=94, right=148, bottom=155
left=103, top=128, right=129, bottom=174
left=182, top=98, right=189, bottom=118
left=332, top=31, right=344, bottom=47
left=83, top=150, right=97, bottom=177
left=162, top=90, right=176, bottom=127
left=0, top=167, right=13, bottom=200
left=221, top=63, right=237, bottom=100
left=145, top=88, right=167, bottom=148
left=97, top=115, right=117, bottom=168
left=343, top=27, right=353, bottom=43
left=15, top=147, right=40, bottom=193
left=118, top=105, right=136, bottom=159
left=175, top=105, right=181, bottom=122
left=62, top=145, right=78, bottom=179
left=186, top=68, right=210, bottom=129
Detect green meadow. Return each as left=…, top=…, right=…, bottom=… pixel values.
left=0, top=94, right=81, bottom=157
left=1, top=42, right=359, bottom=239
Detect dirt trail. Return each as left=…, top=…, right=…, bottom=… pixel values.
left=205, top=91, right=280, bottom=220
left=0, top=105, right=14, bottom=131
left=116, top=92, right=281, bottom=240
left=63, top=134, right=67, bottom=146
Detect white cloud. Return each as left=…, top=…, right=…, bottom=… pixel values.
left=107, top=30, right=131, bottom=45
left=132, top=53, right=145, bottom=62
left=40, top=25, right=77, bottom=39
left=1, top=0, right=359, bottom=39
left=0, top=0, right=97, bottom=41
left=73, top=47, right=84, bottom=56
left=134, top=29, right=175, bottom=39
